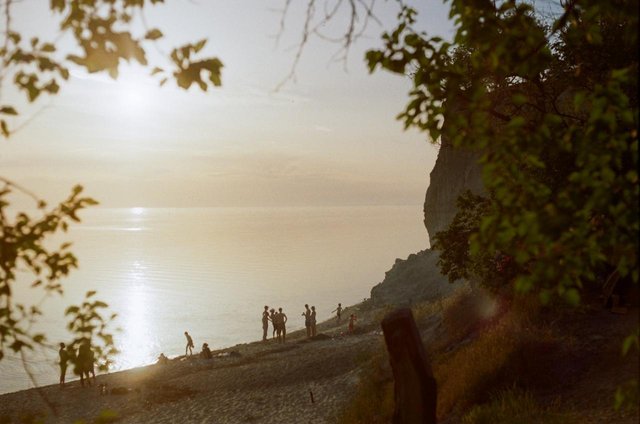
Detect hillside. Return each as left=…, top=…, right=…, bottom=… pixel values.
left=0, top=289, right=637, bottom=423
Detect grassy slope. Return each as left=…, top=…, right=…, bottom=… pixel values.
left=340, top=287, right=639, bottom=424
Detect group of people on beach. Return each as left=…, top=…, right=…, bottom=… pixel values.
left=59, top=302, right=360, bottom=388
left=261, top=302, right=357, bottom=342
left=302, top=304, right=317, bottom=338
left=183, top=331, right=212, bottom=359
left=333, top=303, right=358, bottom=334
left=58, top=341, right=96, bottom=388
left=330, top=303, right=358, bottom=333
left=262, top=306, right=289, bottom=343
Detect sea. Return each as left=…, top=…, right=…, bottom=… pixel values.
left=1, top=206, right=429, bottom=394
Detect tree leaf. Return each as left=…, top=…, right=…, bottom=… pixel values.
left=145, top=29, right=163, bottom=41
left=0, top=106, right=18, bottom=115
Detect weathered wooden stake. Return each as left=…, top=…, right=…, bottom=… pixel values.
left=381, top=308, right=437, bottom=424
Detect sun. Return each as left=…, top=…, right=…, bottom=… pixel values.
left=121, top=89, right=149, bottom=115
left=110, top=80, right=157, bottom=120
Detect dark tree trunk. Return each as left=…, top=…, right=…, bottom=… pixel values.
left=381, top=308, right=437, bottom=424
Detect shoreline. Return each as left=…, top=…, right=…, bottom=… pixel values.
left=0, top=301, right=379, bottom=423
left=1, top=301, right=366, bottom=397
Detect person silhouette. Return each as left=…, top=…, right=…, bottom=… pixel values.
left=262, top=306, right=270, bottom=341
left=201, top=342, right=212, bottom=359
left=348, top=314, right=357, bottom=334
left=77, top=342, right=93, bottom=387
left=302, top=304, right=311, bottom=338
left=332, top=303, right=343, bottom=322
left=277, top=307, right=288, bottom=343
left=185, top=331, right=194, bottom=356
left=157, top=353, right=169, bottom=365
left=310, top=306, right=317, bottom=337
left=270, top=308, right=278, bottom=339
left=58, top=342, right=69, bottom=387
left=88, top=345, right=96, bottom=384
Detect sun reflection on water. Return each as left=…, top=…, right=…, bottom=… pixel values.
left=116, top=261, right=157, bottom=369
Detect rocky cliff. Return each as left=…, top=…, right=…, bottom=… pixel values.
left=423, top=139, right=485, bottom=242
left=369, top=249, right=461, bottom=306
left=370, top=138, right=484, bottom=306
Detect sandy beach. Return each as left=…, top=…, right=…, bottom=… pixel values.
left=0, top=305, right=383, bottom=424
left=1, top=292, right=638, bottom=424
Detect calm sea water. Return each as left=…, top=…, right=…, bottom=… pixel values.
left=2, top=206, right=428, bottom=394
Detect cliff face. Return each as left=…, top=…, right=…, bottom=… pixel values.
left=370, top=138, right=484, bottom=306
left=423, top=139, right=485, bottom=242
left=370, top=249, right=461, bottom=306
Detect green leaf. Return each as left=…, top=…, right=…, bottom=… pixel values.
left=1, top=120, right=9, bottom=137
left=41, top=43, right=56, bottom=53
left=145, top=29, right=163, bottom=41
left=65, top=306, right=79, bottom=315
left=0, top=106, right=18, bottom=115
left=622, top=332, right=639, bottom=356
left=193, top=39, right=207, bottom=53
left=564, top=288, right=581, bottom=306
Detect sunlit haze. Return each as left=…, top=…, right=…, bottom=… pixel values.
left=1, top=0, right=453, bottom=394
left=1, top=0, right=452, bottom=208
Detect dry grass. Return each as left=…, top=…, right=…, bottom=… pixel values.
left=434, top=292, right=556, bottom=418
left=435, top=318, right=520, bottom=416
left=461, top=388, right=576, bottom=424
left=338, top=344, right=394, bottom=424
left=339, top=288, right=569, bottom=423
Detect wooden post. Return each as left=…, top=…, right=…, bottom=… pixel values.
left=381, top=308, right=437, bottom=424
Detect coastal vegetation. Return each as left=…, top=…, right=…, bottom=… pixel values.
left=0, top=0, right=637, bottom=422
left=364, top=0, right=638, bottom=415
left=0, top=0, right=223, bottom=377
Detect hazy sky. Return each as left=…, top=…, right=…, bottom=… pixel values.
left=1, top=0, right=453, bottom=208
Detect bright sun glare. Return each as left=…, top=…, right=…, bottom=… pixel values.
left=112, top=83, right=156, bottom=119
left=118, top=261, right=156, bottom=369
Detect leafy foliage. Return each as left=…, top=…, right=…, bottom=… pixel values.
left=0, top=182, right=97, bottom=361
left=0, top=0, right=224, bottom=371
left=0, top=0, right=224, bottom=137
left=367, top=1, right=638, bottom=305
left=65, top=290, right=119, bottom=373
left=366, top=0, right=638, bottom=409
left=615, top=328, right=640, bottom=410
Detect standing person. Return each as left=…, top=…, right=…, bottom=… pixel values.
left=348, top=314, right=357, bottom=334
left=262, top=305, right=271, bottom=341
left=270, top=308, right=278, bottom=339
left=302, top=304, right=311, bottom=338
left=88, top=344, right=96, bottom=384
left=58, top=343, right=69, bottom=387
left=278, top=307, right=288, bottom=343
left=274, top=311, right=283, bottom=343
left=332, top=303, right=343, bottom=322
left=310, top=306, right=317, bottom=337
left=77, top=342, right=92, bottom=387
left=185, top=331, right=194, bottom=356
